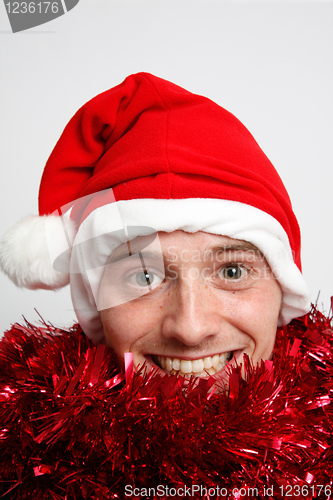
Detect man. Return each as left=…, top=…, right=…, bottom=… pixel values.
left=99, top=231, right=282, bottom=383
left=0, top=72, right=310, bottom=353
left=0, top=73, right=331, bottom=498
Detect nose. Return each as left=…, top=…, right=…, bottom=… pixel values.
left=161, top=275, right=221, bottom=346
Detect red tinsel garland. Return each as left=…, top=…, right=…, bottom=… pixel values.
left=0, top=307, right=333, bottom=500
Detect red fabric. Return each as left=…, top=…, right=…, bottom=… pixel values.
left=38, top=73, right=301, bottom=268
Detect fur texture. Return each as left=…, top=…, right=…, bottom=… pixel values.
left=0, top=215, right=76, bottom=290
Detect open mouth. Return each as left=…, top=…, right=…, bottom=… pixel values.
left=152, top=352, right=234, bottom=378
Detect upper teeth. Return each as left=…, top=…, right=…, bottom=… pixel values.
left=156, top=353, right=232, bottom=377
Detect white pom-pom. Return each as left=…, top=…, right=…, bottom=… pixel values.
left=0, top=215, right=77, bottom=290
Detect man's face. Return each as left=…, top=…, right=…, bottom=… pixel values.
left=99, top=231, right=282, bottom=382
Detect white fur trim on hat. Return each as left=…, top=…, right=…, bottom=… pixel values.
left=69, top=198, right=311, bottom=343
left=0, top=214, right=76, bottom=290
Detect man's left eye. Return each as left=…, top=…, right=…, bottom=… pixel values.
left=219, top=265, right=247, bottom=280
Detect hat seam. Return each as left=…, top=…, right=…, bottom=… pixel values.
left=143, top=74, right=173, bottom=179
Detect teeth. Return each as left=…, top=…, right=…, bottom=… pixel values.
left=165, top=357, right=173, bottom=371
left=203, top=356, right=213, bottom=369
left=212, top=354, right=220, bottom=369
left=173, top=358, right=180, bottom=371
left=155, top=352, right=233, bottom=377
left=192, top=358, right=204, bottom=373
left=180, top=360, right=192, bottom=374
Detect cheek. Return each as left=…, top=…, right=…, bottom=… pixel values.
left=100, top=300, right=163, bottom=357
left=254, top=288, right=282, bottom=358
left=227, top=290, right=280, bottom=326
left=100, top=308, right=136, bottom=358
left=226, top=284, right=282, bottom=358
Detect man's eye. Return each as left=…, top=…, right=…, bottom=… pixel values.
left=128, top=270, right=161, bottom=287
left=219, top=265, right=247, bottom=280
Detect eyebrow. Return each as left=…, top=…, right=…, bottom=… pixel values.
left=107, top=249, right=163, bottom=265
left=209, top=243, right=263, bottom=255
left=108, top=242, right=262, bottom=265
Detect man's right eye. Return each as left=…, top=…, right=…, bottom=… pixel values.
left=128, top=270, right=163, bottom=287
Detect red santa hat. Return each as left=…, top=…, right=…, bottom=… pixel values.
left=0, top=72, right=310, bottom=342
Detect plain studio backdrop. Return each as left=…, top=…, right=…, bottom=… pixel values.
left=0, top=0, right=332, bottom=336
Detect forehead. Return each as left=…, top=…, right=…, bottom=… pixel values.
left=109, top=230, right=260, bottom=262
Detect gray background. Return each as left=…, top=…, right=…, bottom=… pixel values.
left=0, top=0, right=332, bottom=336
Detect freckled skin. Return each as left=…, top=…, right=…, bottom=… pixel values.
left=100, top=231, right=282, bottom=380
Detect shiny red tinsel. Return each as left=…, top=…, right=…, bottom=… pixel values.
left=0, top=307, right=333, bottom=499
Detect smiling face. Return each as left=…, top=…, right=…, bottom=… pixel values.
left=99, top=231, right=282, bottom=383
